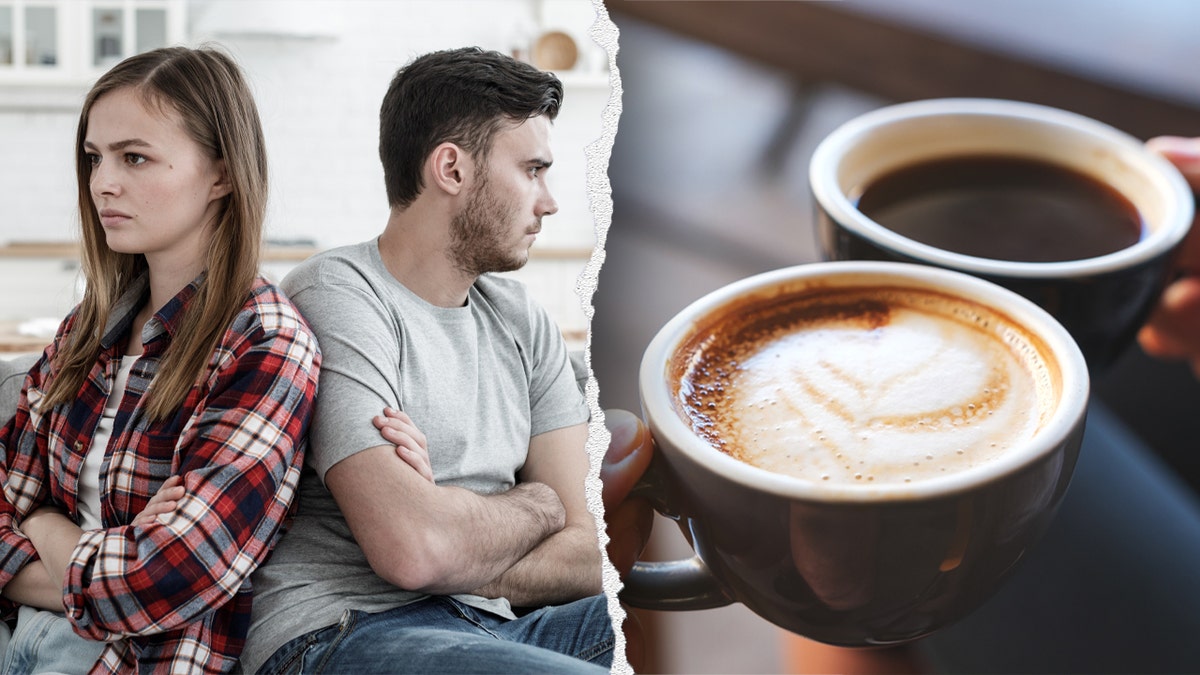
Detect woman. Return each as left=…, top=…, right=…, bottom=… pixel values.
left=0, top=46, right=319, bottom=673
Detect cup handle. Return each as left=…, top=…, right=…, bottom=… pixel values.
left=617, top=458, right=734, bottom=611
left=622, top=557, right=733, bottom=610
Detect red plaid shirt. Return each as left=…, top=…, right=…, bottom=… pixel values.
left=0, top=274, right=319, bottom=673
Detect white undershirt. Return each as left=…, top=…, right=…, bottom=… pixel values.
left=77, top=355, right=136, bottom=531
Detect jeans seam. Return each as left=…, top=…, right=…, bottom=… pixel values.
left=265, top=632, right=321, bottom=675
left=440, top=597, right=502, bottom=640
left=309, top=609, right=360, bottom=674
left=575, top=634, right=615, bottom=664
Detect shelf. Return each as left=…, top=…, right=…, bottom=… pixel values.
left=0, top=241, right=594, bottom=262
left=554, top=71, right=613, bottom=90
left=0, top=83, right=90, bottom=111
left=0, top=241, right=321, bottom=262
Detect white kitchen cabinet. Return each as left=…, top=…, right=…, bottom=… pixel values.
left=0, top=0, right=184, bottom=96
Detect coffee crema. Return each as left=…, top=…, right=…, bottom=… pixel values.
left=674, top=285, right=1059, bottom=487
left=855, top=154, right=1145, bottom=262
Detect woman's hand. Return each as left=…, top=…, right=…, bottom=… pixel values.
left=374, top=407, right=433, bottom=483
left=18, top=505, right=83, bottom=590
left=131, top=475, right=185, bottom=528
left=20, top=505, right=74, bottom=539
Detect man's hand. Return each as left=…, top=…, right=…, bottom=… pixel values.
left=375, top=407, right=433, bottom=482
left=326, top=441, right=566, bottom=595
left=1140, top=136, right=1200, bottom=374
left=468, top=423, right=597, bottom=606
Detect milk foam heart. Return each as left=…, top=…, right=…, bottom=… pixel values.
left=675, top=286, right=1058, bottom=486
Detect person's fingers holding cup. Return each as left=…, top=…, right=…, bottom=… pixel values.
left=1147, top=136, right=1200, bottom=268
left=1141, top=136, right=1200, bottom=368
left=602, top=409, right=654, bottom=674
left=600, top=408, right=654, bottom=578
left=1139, top=277, right=1200, bottom=367
left=1147, top=136, right=1200, bottom=190
left=601, top=409, right=653, bottom=507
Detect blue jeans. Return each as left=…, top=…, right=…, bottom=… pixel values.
left=918, top=402, right=1200, bottom=673
left=256, top=595, right=613, bottom=674
left=0, top=606, right=105, bottom=675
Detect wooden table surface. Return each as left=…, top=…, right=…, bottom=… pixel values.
left=0, top=321, right=50, bottom=354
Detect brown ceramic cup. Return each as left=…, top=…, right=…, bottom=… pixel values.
left=810, top=98, right=1194, bottom=370
left=622, top=261, right=1088, bottom=646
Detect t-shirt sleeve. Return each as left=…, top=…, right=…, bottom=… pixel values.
left=525, top=295, right=589, bottom=437
left=285, top=273, right=403, bottom=482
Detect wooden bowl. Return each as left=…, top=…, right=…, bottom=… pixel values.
left=533, top=30, right=578, bottom=71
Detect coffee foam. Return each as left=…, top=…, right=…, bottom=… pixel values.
left=675, top=286, right=1058, bottom=487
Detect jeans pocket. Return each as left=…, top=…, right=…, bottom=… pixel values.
left=260, top=610, right=364, bottom=675
left=258, top=636, right=316, bottom=675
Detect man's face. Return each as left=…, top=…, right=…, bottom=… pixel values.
left=449, top=115, right=558, bottom=276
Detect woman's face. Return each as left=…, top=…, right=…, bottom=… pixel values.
left=84, top=87, right=230, bottom=270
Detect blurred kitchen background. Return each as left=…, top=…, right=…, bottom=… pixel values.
left=0, top=0, right=612, bottom=354
left=594, top=1, right=1200, bottom=673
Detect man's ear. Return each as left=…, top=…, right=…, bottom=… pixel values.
left=428, top=142, right=472, bottom=196
left=209, top=159, right=233, bottom=201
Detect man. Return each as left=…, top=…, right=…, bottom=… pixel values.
left=241, top=48, right=612, bottom=673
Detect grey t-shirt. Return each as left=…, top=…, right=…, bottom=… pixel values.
left=242, top=240, right=589, bottom=672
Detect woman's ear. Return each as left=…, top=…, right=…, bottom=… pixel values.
left=209, top=159, right=233, bottom=201
left=428, top=142, right=470, bottom=196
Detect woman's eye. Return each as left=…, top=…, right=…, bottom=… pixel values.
left=85, top=153, right=101, bottom=168
left=125, top=154, right=147, bottom=166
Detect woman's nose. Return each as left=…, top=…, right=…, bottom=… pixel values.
left=90, top=161, right=120, bottom=197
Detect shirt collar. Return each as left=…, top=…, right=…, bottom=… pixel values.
left=99, top=271, right=206, bottom=350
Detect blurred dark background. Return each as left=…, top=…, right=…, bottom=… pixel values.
left=591, top=2, right=1200, bottom=672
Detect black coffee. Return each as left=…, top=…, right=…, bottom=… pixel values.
left=855, top=155, right=1144, bottom=262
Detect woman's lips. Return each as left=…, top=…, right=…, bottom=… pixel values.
left=99, top=209, right=131, bottom=228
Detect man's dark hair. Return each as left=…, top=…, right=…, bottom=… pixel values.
left=380, top=47, right=564, bottom=209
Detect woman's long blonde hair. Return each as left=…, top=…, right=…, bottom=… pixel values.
left=42, top=46, right=267, bottom=421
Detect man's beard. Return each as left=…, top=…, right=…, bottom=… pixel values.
left=448, top=173, right=532, bottom=277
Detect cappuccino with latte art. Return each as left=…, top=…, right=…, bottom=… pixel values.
left=674, top=285, right=1059, bottom=487
left=631, top=262, right=1088, bottom=644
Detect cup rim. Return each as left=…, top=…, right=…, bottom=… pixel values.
left=638, top=261, right=1090, bottom=503
left=809, top=98, right=1195, bottom=278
